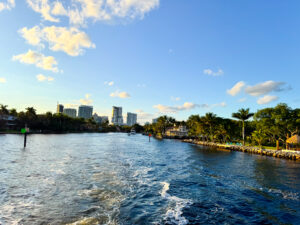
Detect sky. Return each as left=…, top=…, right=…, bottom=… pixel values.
left=0, top=0, right=299, bottom=124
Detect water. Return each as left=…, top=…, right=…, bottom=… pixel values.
left=0, top=133, right=300, bottom=225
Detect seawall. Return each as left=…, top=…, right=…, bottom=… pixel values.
left=183, top=139, right=300, bottom=161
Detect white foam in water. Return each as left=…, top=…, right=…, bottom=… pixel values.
left=268, top=188, right=299, bottom=200
left=160, top=182, right=192, bottom=225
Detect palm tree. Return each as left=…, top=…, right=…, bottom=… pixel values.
left=252, top=129, right=267, bottom=149
left=0, top=104, right=9, bottom=115
left=232, top=108, right=254, bottom=145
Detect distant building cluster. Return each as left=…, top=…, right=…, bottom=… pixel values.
left=56, top=104, right=138, bottom=126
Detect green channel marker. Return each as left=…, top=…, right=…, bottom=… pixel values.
left=21, top=128, right=26, bottom=134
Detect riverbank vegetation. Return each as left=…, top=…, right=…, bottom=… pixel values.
left=0, top=105, right=143, bottom=133
left=144, top=103, right=300, bottom=149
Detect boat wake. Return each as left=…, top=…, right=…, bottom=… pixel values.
left=160, top=182, right=192, bottom=225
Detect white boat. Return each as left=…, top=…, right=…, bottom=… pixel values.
left=130, top=128, right=136, bottom=135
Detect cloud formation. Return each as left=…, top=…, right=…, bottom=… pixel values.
left=110, top=90, right=130, bottom=98
left=12, top=50, right=59, bottom=72
left=20, top=26, right=96, bottom=56
left=203, top=69, right=224, bottom=76
left=36, top=74, right=54, bottom=82
left=0, top=77, right=6, bottom=83
left=80, top=93, right=93, bottom=105
left=153, top=102, right=200, bottom=113
left=104, top=81, right=114, bottom=86
left=25, top=0, right=159, bottom=25
left=245, top=80, right=288, bottom=96
left=227, top=81, right=245, bottom=96
left=0, top=0, right=15, bottom=12
left=257, top=95, right=279, bottom=105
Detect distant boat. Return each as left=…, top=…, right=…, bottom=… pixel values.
left=130, top=128, right=136, bottom=135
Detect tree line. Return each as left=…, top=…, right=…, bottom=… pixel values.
left=144, top=103, right=300, bottom=148
left=0, top=104, right=143, bottom=133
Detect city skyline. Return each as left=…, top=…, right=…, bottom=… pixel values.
left=0, top=1, right=299, bottom=124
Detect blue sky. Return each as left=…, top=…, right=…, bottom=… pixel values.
left=0, top=0, right=299, bottom=123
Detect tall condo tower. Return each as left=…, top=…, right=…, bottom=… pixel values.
left=127, top=112, right=137, bottom=126
left=78, top=105, right=93, bottom=119
left=111, top=106, right=123, bottom=125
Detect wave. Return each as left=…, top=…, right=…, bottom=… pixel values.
left=160, top=182, right=192, bottom=225
left=268, top=188, right=299, bottom=201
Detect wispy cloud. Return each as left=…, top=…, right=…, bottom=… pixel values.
left=20, top=26, right=96, bottom=56
left=227, top=81, right=245, bottom=96
left=104, top=81, right=114, bottom=86
left=80, top=93, right=93, bottom=105
left=238, top=98, right=247, bottom=103
left=203, top=69, right=224, bottom=77
left=12, top=50, right=59, bottom=72
left=245, top=80, right=289, bottom=96
left=110, top=91, right=130, bottom=98
left=136, top=109, right=155, bottom=124
left=0, top=77, right=6, bottom=83
left=36, top=74, right=54, bottom=82
left=0, top=0, right=15, bottom=12
left=257, top=95, right=278, bottom=105
left=25, top=0, right=160, bottom=26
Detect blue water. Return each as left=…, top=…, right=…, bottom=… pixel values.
left=0, top=133, right=299, bottom=224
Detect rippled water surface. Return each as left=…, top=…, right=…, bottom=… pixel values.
left=1, top=133, right=300, bottom=225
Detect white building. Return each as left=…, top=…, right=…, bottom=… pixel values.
left=78, top=105, right=93, bottom=119
left=63, top=108, right=77, bottom=118
left=127, top=112, right=137, bottom=126
left=111, top=106, right=123, bottom=125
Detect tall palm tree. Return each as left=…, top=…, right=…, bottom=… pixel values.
left=232, top=108, right=254, bottom=145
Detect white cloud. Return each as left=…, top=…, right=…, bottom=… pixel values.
left=51, top=1, right=67, bottom=16
left=227, top=81, right=245, bottom=96
left=80, top=93, right=93, bottom=105
left=153, top=102, right=200, bottom=113
left=12, top=50, right=59, bottom=72
left=0, top=0, right=15, bottom=12
left=25, top=0, right=159, bottom=25
left=26, top=0, right=59, bottom=22
left=0, top=77, right=6, bottom=83
left=36, top=74, right=54, bottom=82
left=257, top=95, right=279, bottom=105
left=153, top=101, right=226, bottom=113
left=245, top=80, right=287, bottom=96
left=20, top=26, right=96, bottom=56
left=110, top=90, right=130, bottom=98
left=104, top=81, right=114, bottom=86
left=204, top=69, right=224, bottom=76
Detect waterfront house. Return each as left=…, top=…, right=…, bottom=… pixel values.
left=165, top=125, right=188, bottom=137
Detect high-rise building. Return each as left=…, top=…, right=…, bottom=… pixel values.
left=57, top=104, right=64, bottom=114
left=111, top=106, right=123, bottom=125
left=127, top=112, right=137, bottom=126
left=63, top=108, right=77, bottom=118
left=78, top=105, right=93, bottom=119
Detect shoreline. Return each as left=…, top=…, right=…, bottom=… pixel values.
left=182, top=139, right=300, bottom=161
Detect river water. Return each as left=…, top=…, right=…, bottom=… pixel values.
left=0, top=133, right=300, bottom=225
